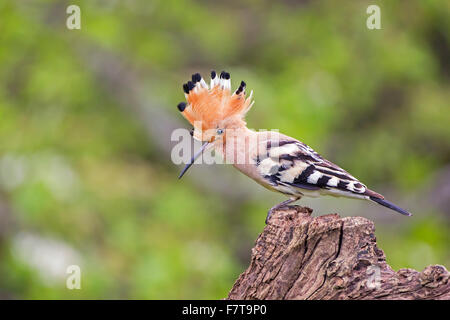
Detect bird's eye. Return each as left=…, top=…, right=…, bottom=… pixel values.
left=216, top=128, right=224, bottom=135
left=189, top=129, right=194, bottom=136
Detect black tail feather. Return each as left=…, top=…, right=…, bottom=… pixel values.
left=370, top=196, right=412, bottom=216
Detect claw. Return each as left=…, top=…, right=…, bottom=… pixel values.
left=265, top=208, right=274, bottom=224
left=265, top=197, right=300, bottom=224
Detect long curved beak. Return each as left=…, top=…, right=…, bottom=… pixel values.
left=178, top=142, right=211, bottom=179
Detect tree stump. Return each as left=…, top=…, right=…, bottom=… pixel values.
left=227, top=206, right=450, bottom=300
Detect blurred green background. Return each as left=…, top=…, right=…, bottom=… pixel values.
left=0, top=0, right=449, bottom=299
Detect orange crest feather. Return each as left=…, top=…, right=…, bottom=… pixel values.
left=179, top=71, right=254, bottom=131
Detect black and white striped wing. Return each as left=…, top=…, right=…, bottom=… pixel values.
left=256, top=140, right=376, bottom=199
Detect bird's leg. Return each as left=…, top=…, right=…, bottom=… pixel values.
left=266, top=196, right=300, bottom=224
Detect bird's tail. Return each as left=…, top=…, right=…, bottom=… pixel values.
left=370, top=196, right=412, bottom=216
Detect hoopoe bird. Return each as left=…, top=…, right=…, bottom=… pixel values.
left=177, top=71, right=411, bottom=223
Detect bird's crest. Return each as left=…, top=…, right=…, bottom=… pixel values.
left=177, top=71, right=254, bottom=132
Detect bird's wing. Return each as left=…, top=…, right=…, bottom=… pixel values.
left=256, top=139, right=383, bottom=199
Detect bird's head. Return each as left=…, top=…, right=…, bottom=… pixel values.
left=177, top=70, right=254, bottom=178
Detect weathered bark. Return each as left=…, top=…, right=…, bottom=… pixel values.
left=228, top=206, right=450, bottom=300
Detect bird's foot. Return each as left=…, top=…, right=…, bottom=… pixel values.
left=265, top=198, right=299, bottom=224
